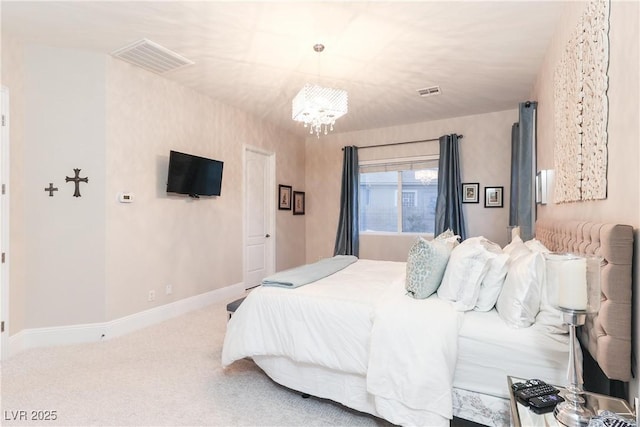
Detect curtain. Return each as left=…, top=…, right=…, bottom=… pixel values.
left=509, top=122, right=520, bottom=227
left=334, top=146, right=359, bottom=256
left=434, top=134, right=467, bottom=240
left=509, top=102, right=537, bottom=241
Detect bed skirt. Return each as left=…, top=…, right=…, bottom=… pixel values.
left=253, top=355, right=510, bottom=427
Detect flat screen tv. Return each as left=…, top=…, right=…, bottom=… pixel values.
left=166, top=150, right=224, bottom=198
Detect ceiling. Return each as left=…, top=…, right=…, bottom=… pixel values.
left=1, top=1, right=567, bottom=137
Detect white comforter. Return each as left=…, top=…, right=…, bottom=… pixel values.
left=221, top=259, right=462, bottom=426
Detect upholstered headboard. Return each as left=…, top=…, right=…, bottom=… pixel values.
left=535, top=219, right=634, bottom=382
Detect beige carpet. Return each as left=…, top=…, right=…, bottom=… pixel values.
left=0, top=302, right=392, bottom=426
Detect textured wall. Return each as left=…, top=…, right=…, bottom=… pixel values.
left=105, top=57, right=305, bottom=321
left=23, top=45, right=107, bottom=328
left=305, top=109, right=517, bottom=263
left=534, top=0, right=639, bottom=227
left=531, top=0, right=639, bottom=399
left=2, top=42, right=306, bottom=332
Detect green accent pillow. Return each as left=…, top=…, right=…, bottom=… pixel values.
left=405, top=237, right=452, bottom=299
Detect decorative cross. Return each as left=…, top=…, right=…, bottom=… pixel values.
left=65, top=168, right=89, bottom=197
left=44, top=183, right=58, bottom=197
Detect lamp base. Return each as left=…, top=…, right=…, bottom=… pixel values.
left=554, top=400, right=593, bottom=427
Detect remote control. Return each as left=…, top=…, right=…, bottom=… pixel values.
left=515, top=384, right=560, bottom=403
left=528, top=393, right=565, bottom=414
left=511, top=379, right=545, bottom=392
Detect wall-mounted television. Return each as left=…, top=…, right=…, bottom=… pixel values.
left=166, top=150, right=224, bottom=198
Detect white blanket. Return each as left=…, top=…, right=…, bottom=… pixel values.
left=221, top=259, right=462, bottom=426
left=367, top=280, right=462, bottom=424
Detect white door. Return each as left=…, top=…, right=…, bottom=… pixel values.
left=1, top=86, right=10, bottom=360
left=244, top=148, right=275, bottom=289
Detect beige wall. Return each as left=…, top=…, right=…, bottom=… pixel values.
left=2, top=41, right=306, bottom=333
left=531, top=0, right=639, bottom=399
left=105, top=57, right=306, bottom=320
left=305, top=109, right=517, bottom=263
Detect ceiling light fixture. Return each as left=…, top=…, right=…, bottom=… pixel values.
left=292, top=44, right=348, bottom=138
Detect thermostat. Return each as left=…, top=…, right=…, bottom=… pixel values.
left=118, top=192, right=135, bottom=203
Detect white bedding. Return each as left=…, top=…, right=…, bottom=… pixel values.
left=221, top=258, right=571, bottom=426
left=222, top=259, right=462, bottom=426
left=454, top=309, right=571, bottom=398
left=222, top=260, right=406, bottom=374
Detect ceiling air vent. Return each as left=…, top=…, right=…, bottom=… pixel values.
left=111, top=38, right=194, bottom=74
left=417, top=86, right=442, bottom=97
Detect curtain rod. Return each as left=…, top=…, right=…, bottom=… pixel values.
left=343, top=135, right=463, bottom=150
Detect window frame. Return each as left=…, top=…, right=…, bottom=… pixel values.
left=358, top=155, right=439, bottom=236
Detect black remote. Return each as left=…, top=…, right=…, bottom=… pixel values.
left=529, top=393, right=565, bottom=414
left=511, top=379, right=545, bottom=392
left=515, top=384, right=560, bottom=403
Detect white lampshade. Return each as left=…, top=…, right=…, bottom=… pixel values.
left=292, top=84, right=348, bottom=137
left=544, top=253, right=601, bottom=314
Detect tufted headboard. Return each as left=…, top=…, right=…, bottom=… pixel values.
left=535, top=219, right=634, bottom=382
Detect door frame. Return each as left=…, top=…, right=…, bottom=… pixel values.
left=243, top=145, right=276, bottom=289
left=1, top=86, right=11, bottom=360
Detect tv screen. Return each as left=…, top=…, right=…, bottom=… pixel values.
left=167, top=150, right=224, bottom=197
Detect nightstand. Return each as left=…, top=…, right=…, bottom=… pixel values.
left=507, top=376, right=635, bottom=427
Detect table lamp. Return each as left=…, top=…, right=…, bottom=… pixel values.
left=544, top=253, right=601, bottom=427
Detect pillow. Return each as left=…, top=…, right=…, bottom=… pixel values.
left=535, top=249, right=569, bottom=334
left=503, top=234, right=529, bottom=258
left=475, top=251, right=510, bottom=311
left=451, top=237, right=509, bottom=312
left=437, top=239, right=494, bottom=311
left=510, top=226, right=521, bottom=241
left=525, top=238, right=550, bottom=254
left=434, top=229, right=461, bottom=249
left=516, top=238, right=565, bottom=332
left=405, top=237, right=452, bottom=299
left=496, top=251, right=544, bottom=328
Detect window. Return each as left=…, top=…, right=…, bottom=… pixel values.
left=359, top=157, right=438, bottom=234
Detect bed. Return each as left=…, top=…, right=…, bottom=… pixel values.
left=221, top=220, right=633, bottom=426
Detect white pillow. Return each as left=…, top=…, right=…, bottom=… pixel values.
left=434, top=229, right=461, bottom=249
left=405, top=237, right=452, bottom=299
left=511, top=226, right=521, bottom=240
left=503, top=235, right=529, bottom=259
left=525, top=238, right=551, bottom=254
left=457, top=237, right=510, bottom=312
left=496, top=251, right=544, bottom=328
left=517, top=238, right=566, bottom=332
left=475, top=252, right=510, bottom=311
left=437, top=239, right=494, bottom=311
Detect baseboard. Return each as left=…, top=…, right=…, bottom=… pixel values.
left=8, top=283, right=245, bottom=358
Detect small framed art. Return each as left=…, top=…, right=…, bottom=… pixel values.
left=293, top=191, right=305, bottom=215
left=462, top=183, right=479, bottom=203
left=278, top=185, right=292, bottom=210
left=484, top=186, right=504, bottom=208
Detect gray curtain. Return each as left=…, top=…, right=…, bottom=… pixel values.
left=334, top=146, right=359, bottom=256
left=509, top=101, right=537, bottom=241
left=509, top=122, right=520, bottom=226
left=435, top=134, right=467, bottom=240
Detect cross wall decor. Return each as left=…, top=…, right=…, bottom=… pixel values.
left=65, top=168, right=89, bottom=197
left=44, top=183, right=58, bottom=197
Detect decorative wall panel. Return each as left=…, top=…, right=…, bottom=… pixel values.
left=554, top=0, right=610, bottom=203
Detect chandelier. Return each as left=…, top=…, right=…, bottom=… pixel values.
left=414, top=169, right=438, bottom=184
left=292, top=44, right=348, bottom=138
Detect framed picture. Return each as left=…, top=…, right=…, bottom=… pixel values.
left=293, top=191, right=305, bottom=215
left=278, top=185, right=292, bottom=210
left=462, top=183, right=480, bottom=203
left=484, top=186, right=504, bottom=208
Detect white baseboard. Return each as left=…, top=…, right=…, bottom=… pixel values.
left=8, top=283, right=245, bottom=358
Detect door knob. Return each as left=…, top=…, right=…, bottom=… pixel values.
left=265, top=234, right=271, bottom=238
